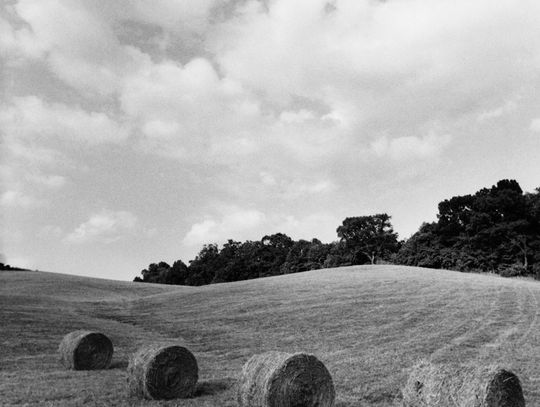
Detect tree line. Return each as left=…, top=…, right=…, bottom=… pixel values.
left=396, top=179, right=540, bottom=277
left=134, top=179, right=540, bottom=285
left=0, top=263, right=29, bottom=271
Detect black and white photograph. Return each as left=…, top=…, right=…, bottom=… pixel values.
left=1, top=0, right=539, bottom=405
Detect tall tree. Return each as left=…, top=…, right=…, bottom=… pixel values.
left=168, top=260, right=189, bottom=285
left=259, top=233, right=294, bottom=276
left=140, top=262, right=171, bottom=283
left=187, top=244, right=223, bottom=285
left=337, top=214, right=399, bottom=264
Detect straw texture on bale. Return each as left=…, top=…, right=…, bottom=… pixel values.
left=58, top=330, right=113, bottom=370
left=402, top=360, right=526, bottom=407
left=237, top=351, right=335, bottom=407
left=127, top=344, right=198, bottom=400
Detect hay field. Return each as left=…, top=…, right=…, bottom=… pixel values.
left=1, top=265, right=539, bottom=406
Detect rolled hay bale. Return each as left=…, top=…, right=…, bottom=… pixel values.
left=402, top=360, right=526, bottom=407
left=58, top=330, right=113, bottom=370
left=127, top=344, right=198, bottom=400
left=237, top=351, right=335, bottom=407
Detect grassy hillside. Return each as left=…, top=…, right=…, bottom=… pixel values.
left=1, top=266, right=539, bottom=406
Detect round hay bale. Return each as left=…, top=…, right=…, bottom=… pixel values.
left=58, top=330, right=113, bottom=370
left=127, top=344, right=198, bottom=400
left=237, top=351, right=335, bottom=407
left=402, top=360, right=525, bottom=407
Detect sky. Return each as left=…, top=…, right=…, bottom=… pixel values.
left=1, top=0, right=539, bottom=281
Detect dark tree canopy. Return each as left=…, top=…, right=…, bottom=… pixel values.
left=135, top=233, right=343, bottom=285
left=395, top=180, right=540, bottom=276
left=0, top=263, right=29, bottom=271
left=337, top=214, right=399, bottom=264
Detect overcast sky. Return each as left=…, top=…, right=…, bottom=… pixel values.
left=1, top=0, right=539, bottom=280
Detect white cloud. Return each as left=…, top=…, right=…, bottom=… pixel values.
left=279, top=109, right=316, bottom=124
left=4, top=0, right=220, bottom=95
left=64, top=210, right=138, bottom=244
left=183, top=208, right=266, bottom=247
left=5, top=142, right=60, bottom=165
left=299, top=180, right=334, bottom=194
left=275, top=212, right=340, bottom=243
left=0, top=96, right=129, bottom=144
left=182, top=207, right=340, bottom=249
left=258, top=172, right=335, bottom=198
left=120, top=57, right=264, bottom=161
left=530, top=118, right=540, bottom=132
left=477, top=100, right=518, bottom=122
left=141, top=120, right=181, bottom=139
left=182, top=220, right=219, bottom=247
left=0, top=134, right=71, bottom=211
left=260, top=171, right=277, bottom=186
left=0, top=15, right=41, bottom=59
left=370, top=133, right=452, bottom=161
left=9, top=0, right=150, bottom=95
left=209, top=0, right=540, bottom=128
left=117, top=0, right=218, bottom=34
left=0, top=190, right=39, bottom=208
left=121, top=58, right=259, bottom=123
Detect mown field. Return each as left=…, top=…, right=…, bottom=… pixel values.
left=1, top=265, right=539, bottom=406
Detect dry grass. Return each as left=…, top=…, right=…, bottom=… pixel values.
left=1, top=266, right=539, bottom=406
left=237, top=351, right=335, bottom=407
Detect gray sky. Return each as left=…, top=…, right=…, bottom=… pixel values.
left=1, top=0, right=539, bottom=280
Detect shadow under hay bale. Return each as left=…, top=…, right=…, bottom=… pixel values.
left=402, top=360, right=526, bottom=407
left=195, top=377, right=236, bottom=396
left=237, top=351, right=335, bottom=407
left=109, top=360, right=129, bottom=370
left=58, top=330, right=113, bottom=370
left=127, top=344, right=198, bottom=400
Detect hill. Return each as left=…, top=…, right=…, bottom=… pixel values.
left=1, top=266, right=539, bottom=406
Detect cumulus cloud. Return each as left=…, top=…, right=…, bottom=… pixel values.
left=0, top=15, right=41, bottom=59
left=114, top=0, right=218, bottom=34
left=120, top=57, right=265, bottom=161
left=182, top=206, right=340, bottom=249
left=64, top=210, right=137, bottom=244
left=209, top=0, right=540, bottom=129
left=258, top=172, right=335, bottom=198
left=182, top=208, right=266, bottom=247
left=0, top=166, right=66, bottom=210
left=5, top=142, right=60, bottom=165
left=0, top=190, right=39, bottom=208
left=530, top=118, right=540, bottom=132
left=0, top=96, right=128, bottom=144
left=0, top=129, right=72, bottom=211
left=9, top=0, right=532, bottom=171
left=6, top=0, right=150, bottom=95
left=477, top=100, right=518, bottom=122
left=2, top=0, right=223, bottom=94
left=370, top=133, right=452, bottom=161
left=121, top=58, right=259, bottom=125
left=2, top=149, right=61, bottom=203
left=279, top=109, right=316, bottom=124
